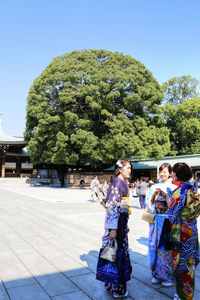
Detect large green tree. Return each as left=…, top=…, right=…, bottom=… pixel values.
left=163, top=97, right=200, bottom=155
left=162, top=75, right=200, bottom=105
left=25, top=49, right=170, bottom=183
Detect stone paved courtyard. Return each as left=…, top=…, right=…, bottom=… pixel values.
left=0, top=179, right=199, bottom=300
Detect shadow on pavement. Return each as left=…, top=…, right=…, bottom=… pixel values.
left=1, top=249, right=199, bottom=300
left=80, top=247, right=180, bottom=300
left=80, top=244, right=200, bottom=300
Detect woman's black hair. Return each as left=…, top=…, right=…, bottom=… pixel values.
left=173, top=162, right=193, bottom=181
left=113, top=158, right=132, bottom=178
left=159, top=163, right=172, bottom=174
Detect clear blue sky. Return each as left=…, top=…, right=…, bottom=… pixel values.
left=1, top=0, right=200, bottom=136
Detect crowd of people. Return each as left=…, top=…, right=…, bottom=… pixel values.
left=96, top=158, right=200, bottom=300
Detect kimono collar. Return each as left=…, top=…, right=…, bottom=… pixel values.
left=181, top=182, right=194, bottom=193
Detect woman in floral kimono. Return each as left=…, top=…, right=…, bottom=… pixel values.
left=102, top=158, right=132, bottom=298
left=147, top=163, right=177, bottom=286
left=166, top=163, right=200, bottom=300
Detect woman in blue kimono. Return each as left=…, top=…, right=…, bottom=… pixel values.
left=102, top=158, right=132, bottom=298
left=166, top=163, right=200, bottom=300
left=147, top=163, right=177, bottom=286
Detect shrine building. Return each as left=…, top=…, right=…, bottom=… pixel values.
left=0, top=119, right=33, bottom=178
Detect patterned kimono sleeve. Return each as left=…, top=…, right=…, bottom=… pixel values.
left=104, top=181, right=123, bottom=230
left=146, top=185, right=156, bottom=210
left=167, top=186, right=187, bottom=225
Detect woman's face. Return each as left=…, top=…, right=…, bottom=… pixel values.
left=159, top=167, right=170, bottom=183
left=119, top=163, right=132, bottom=180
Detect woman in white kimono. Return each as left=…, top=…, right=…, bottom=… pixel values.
left=147, top=163, right=177, bottom=287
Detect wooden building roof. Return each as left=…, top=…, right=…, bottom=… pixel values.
left=132, top=154, right=200, bottom=170
left=0, top=119, right=25, bottom=146
left=105, top=154, right=200, bottom=171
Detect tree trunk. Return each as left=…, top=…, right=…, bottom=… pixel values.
left=56, top=165, right=67, bottom=187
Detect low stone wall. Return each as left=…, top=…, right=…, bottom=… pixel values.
left=66, top=172, right=112, bottom=188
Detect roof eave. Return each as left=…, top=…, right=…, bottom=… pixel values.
left=0, top=141, right=26, bottom=145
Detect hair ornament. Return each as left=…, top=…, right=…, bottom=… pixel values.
left=116, top=160, right=123, bottom=168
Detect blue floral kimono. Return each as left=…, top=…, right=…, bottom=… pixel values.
left=147, top=179, right=177, bottom=282
left=167, top=182, right=200, bottom=300
left=102, top=177, right=131, bottom=296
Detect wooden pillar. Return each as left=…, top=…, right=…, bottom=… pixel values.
left=0, top=145, right=9, bottom=178
left=1, top=155, right=5, bottom=178
left=16, top=158, right=21, bottom=175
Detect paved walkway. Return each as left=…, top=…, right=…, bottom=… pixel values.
left=0, top=181, right=199, bottom=300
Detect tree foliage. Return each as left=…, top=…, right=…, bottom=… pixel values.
left=162, top=75, right=200, bottom=105
left=163, top=97, right=200, bottom=155
left=25, top=49, right=170, bottom=169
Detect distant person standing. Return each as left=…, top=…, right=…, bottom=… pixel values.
left=135, top=179, right=141, bottom=196
left=80, top=179, right=85, bottom=189
left=138, top=177, right=148, bottom=209
left=90, top=176, right=100, bottom=201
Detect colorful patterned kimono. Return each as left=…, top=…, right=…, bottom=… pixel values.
left=167, top=182, right=200, bottom=300
left=147, top=179, right=176, bottom=282
left=102, top=177, right=131, bottom=296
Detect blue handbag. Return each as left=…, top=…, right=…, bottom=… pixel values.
left=96, top=246, right=131, bottom=285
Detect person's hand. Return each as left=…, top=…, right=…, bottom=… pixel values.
left=152, top=191, right=157, bottom=198
left=109, top=229, right=117, bottom=241
left=155, top=188, right=167, bottom=197
left=155, top=188, right=162, bottom=195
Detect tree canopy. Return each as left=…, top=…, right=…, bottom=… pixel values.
left=163, top=97, right=200, bottom=155
left=25, top=49, right=170, bottom=169
left=162, top=75, right=200, bottom=105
